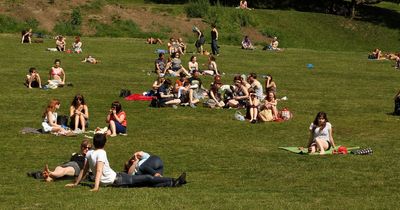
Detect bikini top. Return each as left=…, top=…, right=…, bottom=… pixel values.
left=51, top=67, right=62, bottom=76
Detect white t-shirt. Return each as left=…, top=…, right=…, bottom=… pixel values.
left=86, top=149, right=116, bottom=184
left=251, top=80, right=264, bottom=99
left=309, top=122, right=332, bottom=142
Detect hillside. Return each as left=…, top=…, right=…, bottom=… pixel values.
left=0, top=0, right=399, bottom=51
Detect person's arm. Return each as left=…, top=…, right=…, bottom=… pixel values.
left=106, top=110, right=112, bottom=123
left=160, top=90, right=174, bottom=98
left=61, top=69, right=65, bottom=83
left=21, top=34, right=25, bottom=44
left=49, top=69, right=52, bottom=81
left=91, top=161, right=104, bottom=192
left=215, top=29, right=219, bottom=40
left=213, top=62, right=220, bottom=75
left=307, top=126, right=314, bottom=147
left=65, top=159, right=89, bottom=187
left=69, top=106, right=75, bottom=118
left=210, top=91, right=219, bottom=103
left=329, top=126, right=336, bottom=148
left=111, top=111, right=125, bottom=124
left=82, top=105, right=89, bottom=119
left=127, top=159, right=138, bottom=175
left=47, top=112, right=59, bottom=127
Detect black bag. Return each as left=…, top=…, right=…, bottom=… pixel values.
left=149, top=97, right=160, bottom=108
left=119, top=89, right=131, bottom=98
left=57, top=115, right=68, bottom=127
left=394, top=98, right=400, bottom=115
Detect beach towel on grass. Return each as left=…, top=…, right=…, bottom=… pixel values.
left=279, top=145, right=360, bottom=155
left=125, top=94, right=153, bottom=101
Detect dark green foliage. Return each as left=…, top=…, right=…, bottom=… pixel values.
left=185, top=0, right=210, bottom=18
left=53, top=22, right=81, bottom=36
left=0, top=15, right=19, bottom=33
left=90, top=19, right=166, bottom=38
left=71, top=8, right=82, bottom=26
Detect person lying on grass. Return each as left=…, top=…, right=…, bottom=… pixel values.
left=146, top=37, right=163, bottom=45
left=81, top=55, right=99, bottom=64
left=43, top=139, right=91, bottom=182
left=65, top=134, right=187, bottom=191
left=25, top=67, right=42, bottom=89
left=124, top=151, right=164, bottom=177
left=106, top=101, right=127, bottom=137
left=368, top=48, right=385, bottom=60
left=307, top=112, right=336, bottom=155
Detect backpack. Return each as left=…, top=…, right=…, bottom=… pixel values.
left=57, top=115, right=68, bottom=127
left=149, top=97, right=160, bottom=108
left=119, top=89, right=131, bottom=98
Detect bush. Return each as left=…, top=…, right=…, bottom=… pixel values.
left=90, top=19, right=166, bottom=38
left=185, top=0, right=210, bottom=18
left=53, top=22, right=81, bottom=36
left=0, top=15, right=19, bottom=33
left=71, top=8, right=82, bottom=26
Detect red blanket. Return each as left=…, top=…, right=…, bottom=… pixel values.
left=125, top=94, right=153, bottom=101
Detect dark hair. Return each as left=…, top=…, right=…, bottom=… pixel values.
left=111, top=101, right=122, bottom=113
left=93, top=134, right=107, bottom=149
left=71, top=94, right=86, bottom=108
left=209, top=55, right=216, bottom=61
left=80, top=139, right=91, bottom=148
left=266, top=74, right=273, bottom=81
left=312, top=112, right=329, bottom=132
left=266, top=91, right=276, bottom=101
left=29, top=67, right=36, bottom=74
left=54, top=59, right=61, bottom=64
left=211, top=23, right=216, bottom=28
left=190, top=55, right=196, bottom=62
left=164, top=78, right=172, bottom=87
left=249, top=73, right=257, bottom=79
left=233, top=75, right=242, bottom=82
left=159, top=52, right=164, bottom=58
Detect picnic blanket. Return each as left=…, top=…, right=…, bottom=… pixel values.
left=125, top=94, right=153, bottom=101
left=279, top=145, right=360, bottom=155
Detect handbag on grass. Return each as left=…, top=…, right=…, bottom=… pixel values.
left=258, top=109, right=273, bottom=122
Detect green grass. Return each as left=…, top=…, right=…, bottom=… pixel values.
left=0, top=33, right=400, bottom=209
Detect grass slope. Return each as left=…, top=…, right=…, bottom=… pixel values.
left=0, top=33, right=399, bottom=209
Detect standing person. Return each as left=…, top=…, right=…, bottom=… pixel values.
left=25, top=67, right=42, bottom=89
left=66, top=134, right=187, bottom=191
left=193, top=26, right=205, bottom=54
left=48, top=59, right=66, bottom=87
left=124, top=151, right=164, bottom=177
left=210, top=24, right=219, bottom=56
left=106, top=101, right=127, bottom=137
left=41, top=99, right=68, bottom=134
left=21, top=28, right=32, bottom=44
left=72, top=36, right=82, bottom=53
left=307, top=112, right=336, bottom=155
left=40, top=140, right=92, bottom=182
left=69, top=94, right=89, bottom=133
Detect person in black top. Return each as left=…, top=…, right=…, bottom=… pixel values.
left=210, top=24, right=219, bottom=56
left=38, top=140, right=91, bottom=182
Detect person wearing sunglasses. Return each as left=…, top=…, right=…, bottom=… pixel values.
left=69, top=94, right=89, bottom=133
left=106, top=101, right=127, bottom=137
left=28, top=140, right=92, bottom=182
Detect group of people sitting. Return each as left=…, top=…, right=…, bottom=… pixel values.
left=29, top=134, right=187, bottom=190
left=41, top=96, right=127, bottom=137
left=167, top=37, right=187, bottom=55
left=54, top=35, right=82, bottom=53
left=25, top=59, right=66, bottom=89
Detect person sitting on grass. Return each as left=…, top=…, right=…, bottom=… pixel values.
left=369, top=48, right=384, bottom=60
left=237, top=0, right=252, bottom=10
left=248, top=73, right=264, bottom=99
left=227, top=75, right=249, bottom=109
left=188, top=55, right=199, bottom=74
left=206, top=81, right=225, bottom=108
left=307, top=112, right=336, bottom=155
left=55, top=35, right=66, bottom=52
left=241, top=35, right=254, bottom=50
left=173, top=73, right=188, bottom=93
left=42, top=99, right=70, bottom=135
left=124, top=151, right=164, bottom=177
left=150, top=76, right=165, bottom=96
left=189, top=70, right=209, bottom=101
left=202, top=55, right=220, bottom=76
left=41, top=139, right=91, bottom=182
left=248, top=90, right=260, bottom=123
left=262, top=91, right=279, bottom=120
left=25, top=67, right=42, bottom=89
left=48, top=59, right=65, bottom=87
left=155, top=52, right=166, bottom=76
left=264, top=74, right=277, bottom=93
left=81, top=55, right=99, bottom=64
left=106, top=101, right=127, bottom=137
left=21, top=28, right=32, bottom=44
left=65, top=134, right=187, bottom=191
left=177, top=38, right=186, bottom=54
left=146, top=37, right=163, bottom=45
left=263, top=37, right=281, bottom=51
left=72, top=36, right=82, bottom=53
left=69, top=94, right=89, bottom=133
left=166, top=52, right=190, bottom=77
left=168, top=38, right=183, bottom=55
left=394, top=90, right=400, bottom=115
left=178, top=81, right=199, bottom=108
left=157, top=78, right=181, bottom=108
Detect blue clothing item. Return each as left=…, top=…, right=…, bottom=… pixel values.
left=211, top=40, right=219, bottom=55
left=136, top=155, right=164, bottom=176
left=111, top=121, right=126, bottom=134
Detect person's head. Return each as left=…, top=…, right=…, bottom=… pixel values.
left=190, top=55, right=197, bottom=62
left=80, top=139, right=92, bottom=155
left=159, top=52, right=164, bottom=59
left=211, top=82, right=222, bottom=93
left=248, top=73, right=257, bottom=83
left=169, top=37, right=174, bottom=42
left=266, top=91, right=276, bottom=101
left=178, top=38, right=183, bottom=42
left=211, top=23, right=216, bottom=28
left=75, top=36, right=80, bottom=43
left=111, top=101, right=122, bottom=113
left=183, top=81, right=191, bottom=88
left=179, top=72, right=186, bottom=79
left=209, top=55, right=216, bottom=62
left=54, top=59, right=61, bottom=67
left=71, top=94, right=85, bottom=107
left=172, top=52, right=180, bottom=58
left=157, top=76, right=165, bottom=83
left=93, top=134, right=107, bottom=149
left=265, top=74, right=273, bottom=81
left=57, top=35, right=63, bottom=41
left=273, top=36, right=278, bottom=41
left=29, top=67, right=37, bottom=74
left=43, top=99, right=60, bottom=118
left=214, top=74, right=221, bottom=83
left=313, top=112, right=329, bottom=127
left=192, top=70, right=200, bottom=78
left=233, top=76, right=242, bottom=86
left=249, top=89, right=256, bottom=98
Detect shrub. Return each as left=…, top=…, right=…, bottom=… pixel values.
left=71, top=8, right=82, bottom=26
left=185, top=0, right=210, bottom=18
left=0, top=15, right=19, bottom=33
left=53, top=21, right=81, bottom=36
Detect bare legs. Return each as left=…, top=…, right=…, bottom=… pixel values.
left=43, top=164, right=75, bottom=182
left=73, top=115, right=86, bottom=132
left=308, top=138, right=330, bottom=155
left=107, top=120, right=117, bottom=137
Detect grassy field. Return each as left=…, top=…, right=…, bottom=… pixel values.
left=0, top=31, right=399, bottom=209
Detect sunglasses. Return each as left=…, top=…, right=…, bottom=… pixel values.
left=82, top=146, right=91, bottom=149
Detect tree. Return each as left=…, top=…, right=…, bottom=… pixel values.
left=350, top=0, right=383, bottom=18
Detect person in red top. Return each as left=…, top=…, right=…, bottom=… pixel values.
left=106, top=101, right=127, bottom=137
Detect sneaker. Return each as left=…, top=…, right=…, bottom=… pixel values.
left=190, top=103, right=197, bottom=108
left=172, top=105, right=178, bottom=109
left=27, top=171, right=44, bottom=179
left=251, top=119, right=257, bottom=124
left=173, top=172, right=187, bottom=187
